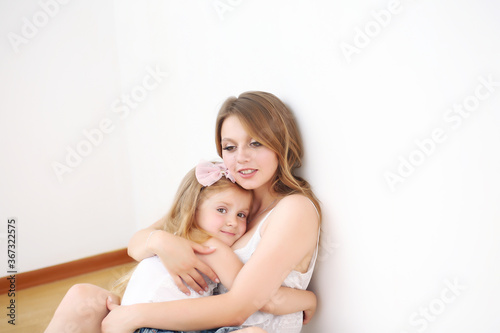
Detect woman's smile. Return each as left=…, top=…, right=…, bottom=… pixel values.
left=238, top=168, right=258, bottom=177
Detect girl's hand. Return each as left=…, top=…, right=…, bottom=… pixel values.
left=102, top=297, right=140, bottom=333
left=151, top=231, right=219, bottom=295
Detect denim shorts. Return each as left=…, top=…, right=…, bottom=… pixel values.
left=135, top=327, right=242, bottom=333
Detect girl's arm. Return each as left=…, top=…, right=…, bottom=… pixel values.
left=127, top=218, right=219, bottom=295
left=200, top=237, right=317, bottom=317
left=102, top=195, right=319, bottom=332
left=126, top=218, right=164, bottom=261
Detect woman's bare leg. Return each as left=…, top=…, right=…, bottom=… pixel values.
left=45, top=283, right=119, bottom=333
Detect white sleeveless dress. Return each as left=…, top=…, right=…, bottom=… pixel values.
left=121, top=255, right=217, bottom=306
left=221, top=205, right=320, bottom=333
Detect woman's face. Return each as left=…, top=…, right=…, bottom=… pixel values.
left=220, top=115, right=279, bottom=191
left=196, top=186, right=251, bottom=246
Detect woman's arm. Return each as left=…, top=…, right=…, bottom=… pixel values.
left=259, top=288, right=316, bottom=319
left=200, top=237, right=317, bottom=317
left=102, top=195, right=319, bottom=332
left=127, top=218, right=219, bottom=295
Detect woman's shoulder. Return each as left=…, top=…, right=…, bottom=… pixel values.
left=277, top=194, right=318, bottom=216
left=261, top=194, right=319, bottom=254
left=270, top=194, right=319, bottom=228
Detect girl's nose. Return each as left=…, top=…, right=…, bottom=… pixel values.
left=226, top=216, right=237, bottom=226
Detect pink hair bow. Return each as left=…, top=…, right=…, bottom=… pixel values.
left=195, top=160, right=235, bottom=187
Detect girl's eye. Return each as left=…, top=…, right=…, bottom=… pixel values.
left=222, top=145, right=236, bottom=152
left=237, top=212, right=247, bottom=218
left=217, top=208, right=227, bottom=214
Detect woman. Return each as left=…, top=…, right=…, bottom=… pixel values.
left=102, top=91, right=321, bottom=332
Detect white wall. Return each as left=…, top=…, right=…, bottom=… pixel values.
left=1, top=0, right=499, bottom=332
left=0, top=0, right=137, bottom=271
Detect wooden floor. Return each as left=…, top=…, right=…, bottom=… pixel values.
left=0, top=263, right=135, bottom=333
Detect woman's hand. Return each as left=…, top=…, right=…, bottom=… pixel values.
left=303, top=307, right=316, bottom=325
left=101, top=297, right=141, bottom=333
left=302, top=291, right=317, bottom=325
left=149, top=230, right=220, bottom=295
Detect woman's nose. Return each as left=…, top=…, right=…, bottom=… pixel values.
left=236, top=146, right=250, bottom=163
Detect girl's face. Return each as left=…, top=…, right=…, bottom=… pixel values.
left=220, top=116, right=279, bottom=191
left=196, top=186, right=252, bottom=246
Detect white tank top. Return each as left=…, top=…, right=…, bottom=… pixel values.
left=230, top=202, right=320, bottom=332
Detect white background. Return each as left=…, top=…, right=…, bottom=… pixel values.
left=1, top=0, right=499, bottom=332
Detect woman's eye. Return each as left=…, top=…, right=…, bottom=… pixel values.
left=217, top=208, right=227, bottom=214
left=250, top=141, right=262, bottom=147
left=222, top=145, right=236, bottom=151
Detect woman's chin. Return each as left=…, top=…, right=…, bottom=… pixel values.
left=236, top=179, right=258, bottom=190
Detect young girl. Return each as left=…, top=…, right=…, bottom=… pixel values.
left=116, top=161, right=251, bottom=308
left=46, top=160, right=316, bottom=333
left=102, top=91, right=321, bottom=333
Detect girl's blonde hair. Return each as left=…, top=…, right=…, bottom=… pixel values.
left=216, top=91, right=322, bottom=221
left=112, top=167, right=248, bottom=297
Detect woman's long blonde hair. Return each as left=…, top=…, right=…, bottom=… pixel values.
left=215, top=91, right=322, bottom=221
left=112, top=167, right=245, bottom=297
